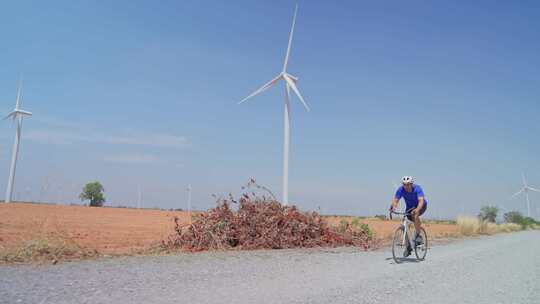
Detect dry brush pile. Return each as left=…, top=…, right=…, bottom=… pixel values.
left=163, top=181, right=375, bottom=252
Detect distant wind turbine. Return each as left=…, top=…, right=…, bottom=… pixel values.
left=137, top=185, right=142, bottom=209
left=4, top=79, right=32, bottom=203
left=186, top=184, right=192, bottom=224
left=511, top=172, right=540, bottom=217
left=238, top=4, right=310, bottom=205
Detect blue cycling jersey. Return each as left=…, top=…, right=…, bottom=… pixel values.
left=394, top=184, right=428, bottom=210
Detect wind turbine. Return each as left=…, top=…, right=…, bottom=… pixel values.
left=137, top=185, right=142, bottom=209
left=4, top=80, right=32, bottom=203
left=238, top=4, right=310, bottom=205
left=511, top=172, right=540, bottom=217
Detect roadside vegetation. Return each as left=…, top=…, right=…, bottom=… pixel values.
left=0, top=237, right=99, bottom=264
left=456, top=205, right=539, bottom=236
left=163, top=180, right=376, bottom=252
left=3, top=196, right=536, bottom=265
left=503, top=211, right=540, bottom=230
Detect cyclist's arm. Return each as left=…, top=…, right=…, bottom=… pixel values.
left=390, top=197, right=399, bottom=211
left=391, top=188, right=402, bottom=211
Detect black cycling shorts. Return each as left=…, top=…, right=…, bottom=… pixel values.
left=407, top=204, right=427, bottom=221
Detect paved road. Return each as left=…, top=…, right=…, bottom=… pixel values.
left=1, top=231, right=539, bottom=304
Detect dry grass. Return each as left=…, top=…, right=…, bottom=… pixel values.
left=0, top=237, right=99, bottom=264
left=0, top=215, right=99, bottom=264
left=497, top=223, right=522, bottom=233
left=457, top=216, right=522, bottom=236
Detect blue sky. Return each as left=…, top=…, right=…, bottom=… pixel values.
left=1, top=1, right=540, bottom=218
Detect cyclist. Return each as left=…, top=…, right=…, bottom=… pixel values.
left=390, top=176, right=428, bottom=256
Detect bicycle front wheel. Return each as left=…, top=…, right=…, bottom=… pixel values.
left=414, top=227, right=428, bottom=260
left=391, top=226, right=406, bottom=264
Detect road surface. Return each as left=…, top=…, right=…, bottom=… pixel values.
left=1, top=231, right=539, bottom=304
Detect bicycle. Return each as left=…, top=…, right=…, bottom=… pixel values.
left=389, top=209, right=428, bottom=263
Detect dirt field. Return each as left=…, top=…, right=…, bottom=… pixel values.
left=0, top=203, right=458, bottom=255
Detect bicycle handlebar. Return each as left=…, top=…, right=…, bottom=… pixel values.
left=390, top=211, right=412, bottom=215
left=389, top=209, right=414, bottom=220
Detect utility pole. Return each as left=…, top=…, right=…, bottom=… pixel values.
left=187, top=184, right=192, bottom=224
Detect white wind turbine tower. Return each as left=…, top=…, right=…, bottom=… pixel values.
left=239, top=4, right=310, bottom=205
left=511, top=172, right=540, bottom=217
left=4, top=80, right=32, bottom=203
left=137, top=185, right=142, bottom=209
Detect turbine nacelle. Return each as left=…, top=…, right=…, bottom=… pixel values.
left=4, top=80, right=32, bottom=121
left=4, top=109, right=32, bottom=121
left=238, top=71, right=310, bottom=112
left=284, top=73, right=299, bottom=82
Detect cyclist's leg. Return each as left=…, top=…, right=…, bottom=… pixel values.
left=413, top=204, right=427, bottom=239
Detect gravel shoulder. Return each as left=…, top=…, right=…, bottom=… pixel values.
left=1, top=231, right=539, bottom=304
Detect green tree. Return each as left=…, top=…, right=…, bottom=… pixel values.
left=80, top=181, right=105, bottom=207
left=478, top=206, right=498, bottom=223
left=504, top=211, right=524, bottom=224
left=504, top=211, right=539, bottom=229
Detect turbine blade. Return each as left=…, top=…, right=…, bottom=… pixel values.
left=17, top=110, right=32, bottom=116
left=3, top=112, right=16, bottom=120
left=238, top=75, right=282, bottom=104
left=527, top=186, right=540, bottom=193
left=282, top=4, right=298, bottom=72
left=511, top=188, right=525, bottom=198
left=284, top=75, right=310, bottom=111
left=15, top=78, right=23, bottom=110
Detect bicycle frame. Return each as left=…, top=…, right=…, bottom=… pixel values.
left=401, top=215, right=412, bottom=249
left=391, top=210, right=415, bottom=250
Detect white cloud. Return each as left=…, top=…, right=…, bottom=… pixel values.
left=25, top=129, right=85, bottom=145
left=101, top=133, right=188, bottom=148
left=25, top=128, right=189, bottom=149
left=103, top=153, right=162, bottom=164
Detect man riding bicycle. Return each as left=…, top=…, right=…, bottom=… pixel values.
left=390, top=176, right=428, bottom=257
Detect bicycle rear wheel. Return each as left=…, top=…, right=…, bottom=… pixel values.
left=391, top=226, right=406, bottom=264
left=414, top=227, right=428, bottom=260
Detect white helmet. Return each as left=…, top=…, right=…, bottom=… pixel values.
left=401, top=176, right=414, bottom=185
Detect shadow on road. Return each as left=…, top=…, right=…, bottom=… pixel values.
left=385, top=257, right=421, bottom=264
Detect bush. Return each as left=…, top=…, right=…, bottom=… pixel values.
left=457, top=216, right=479, bottom=236
left=340, top=217, right=373, bottom=239
left=504, top=211, right=540, bottom=229
left=478, top=206, right=498, bottom=223
left=504, top=211, right=524, bottom=224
